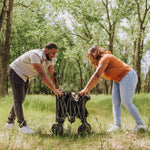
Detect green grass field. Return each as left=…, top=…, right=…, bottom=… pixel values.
left=0, top=93, right=150, bottom=150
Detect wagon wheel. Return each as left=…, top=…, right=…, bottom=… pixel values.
left=55, top=124, right=63, bottom=136
left=86, top=122, right=91, bottom=131
left=51, top=123, right=58, bottom=134
left=78, top=123, right=91, bottom=136
left=52, top=124, right=63, bottom=136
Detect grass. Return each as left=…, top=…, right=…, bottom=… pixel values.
left=0, top=93, right=150, bottom=150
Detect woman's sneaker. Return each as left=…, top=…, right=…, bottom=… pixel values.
left=133, top=125, right=147, bottom=132
left=107, top=125, right=121, bottom=133
left=5, top=122, right=16, bottom=129
left=18, top=125, right=35, bottom=134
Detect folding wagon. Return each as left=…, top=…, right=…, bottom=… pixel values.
left=51, top=92, right=91, bottom=136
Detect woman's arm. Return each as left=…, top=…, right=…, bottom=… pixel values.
left=79, top=63, right=108, bottom=95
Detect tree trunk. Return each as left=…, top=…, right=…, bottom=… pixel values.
left=135, top=39, right=141, bottom=93
left=76, top=58, right=83, bottom=90
left=0, top=0, right=13, bottom=96
left=0, top=0, right=9, bottom=37
left=133, top=40, right=137, bottom=69
left=144, top=67, right=150, bottom=93
left=109, top=34, right=114, bottom=54
left=104, top=80, right=109, bottom=94
left=135, top=26, right=144, bottom=93
left=108, top=32, right=114, bottom=94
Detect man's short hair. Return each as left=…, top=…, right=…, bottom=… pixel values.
left=45, top=42, right=57, bottom=49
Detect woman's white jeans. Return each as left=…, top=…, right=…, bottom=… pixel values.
left=112, top=69, right=144, bottom=126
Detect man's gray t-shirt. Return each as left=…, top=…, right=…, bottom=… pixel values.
left=10, top=48, right=54, bottom=82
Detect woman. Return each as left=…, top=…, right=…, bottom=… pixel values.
left=79, top=45, right=146, bottom=132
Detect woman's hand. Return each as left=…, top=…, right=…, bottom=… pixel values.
left=57, top=88, right=62, bottom=92
left=53, top=89, right=62, bottom=98
left=79, top=88, right=89, bottom=96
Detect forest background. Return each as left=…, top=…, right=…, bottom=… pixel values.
left=0, top=0, right=150, bottom=96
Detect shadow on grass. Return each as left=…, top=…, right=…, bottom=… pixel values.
left=37, top=129, right=110, bottom=141
left=35, top=127, right=150, bottom=141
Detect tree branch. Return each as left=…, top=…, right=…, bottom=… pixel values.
left=135, top=0, right=141, bottom=22
left=84, top=19, right=92, bottom=40
left=98, top=22, right=109, bottom=34
left=14, top=2, right=34, bottom=12
left=102, top=0, right=111, bottom=28
left=65, top=32, right=89, bottom=42
left=142, top=0, right=150, bottom=24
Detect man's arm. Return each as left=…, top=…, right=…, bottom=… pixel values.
left=32, top=63, right=61, bottom=96
left=48, top=65, right=60, bottom=89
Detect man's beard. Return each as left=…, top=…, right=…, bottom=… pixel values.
left=46, top=53, right=51, bottom=61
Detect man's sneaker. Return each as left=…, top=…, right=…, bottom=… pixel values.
left=107, top=125, right=121, bottom=133
left=5, top=122, right=16, bottom=130
left=133, top=124, right=147, bottom=132
left=18, top=125, right=35, bottom=134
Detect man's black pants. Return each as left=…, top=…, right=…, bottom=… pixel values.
left=7, top=67, right=29, bottom=127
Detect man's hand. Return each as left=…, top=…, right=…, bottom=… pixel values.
left=79, top=88, right=89, bottom=96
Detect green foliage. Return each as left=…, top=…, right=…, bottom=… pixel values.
left=4, top=0, right=149, bottom=94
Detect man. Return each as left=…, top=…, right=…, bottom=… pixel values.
left=5, top=42, right=62, bottom=134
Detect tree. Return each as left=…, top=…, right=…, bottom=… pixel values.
left=134, top=0, right=150, bottom=93
left=0, top=0, right=13, bottom=96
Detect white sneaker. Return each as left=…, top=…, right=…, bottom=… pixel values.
left=133, top=124, right=147, bottom=132
left=107, top=125, right=121, bottom=133
left=18, top=125, right=35, bottom=134
left=5, top=123, right=16, bottom=130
